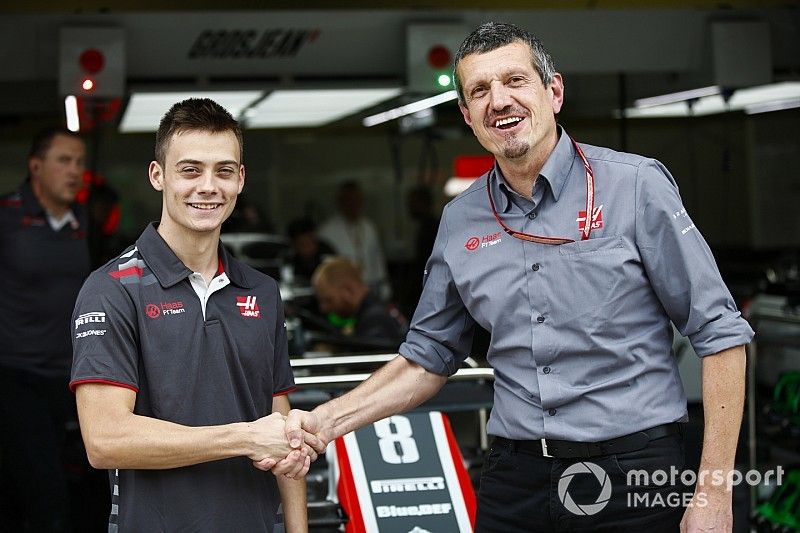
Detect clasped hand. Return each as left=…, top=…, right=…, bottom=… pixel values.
left=248, top=412, right=323, bottom=478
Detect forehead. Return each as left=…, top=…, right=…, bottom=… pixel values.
left=46, top=134, right=85, bottom=156
left=457, top=41, right=535, bottom=85
left=165, top=129, right=241, bottom=163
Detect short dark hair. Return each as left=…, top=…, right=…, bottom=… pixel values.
left=154, top=98, right=243, bottom=167
left=453, top=21, right=556, bottom=104
left=28, top=127, right=82, bottom=159
left=287, top=217, right=317, bottom=239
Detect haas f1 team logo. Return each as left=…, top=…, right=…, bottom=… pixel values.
left=236, top=296, right=261, bottom=318
left=577, top=205, right=604, bottom=232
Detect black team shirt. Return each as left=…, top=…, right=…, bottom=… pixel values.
left=0, top=180, right=90, bottom=377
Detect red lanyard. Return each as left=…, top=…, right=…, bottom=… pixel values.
left=487, top=137, right=595, bottom=245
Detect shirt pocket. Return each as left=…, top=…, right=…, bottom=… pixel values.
left=550, top=236, right=626, bottom=322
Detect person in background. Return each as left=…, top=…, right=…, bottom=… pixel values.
left=312, top=257, right=407, bottom=350
left=69, top=98, right=318, bottom=531
left=317, top=180, right=391, bottom=300
left=0, top=127, right=90, bottom=532
left=406, top=184, right=440, bottom=311
left=287, top=217, right=335, bottom=283
left=286, top=21, right=752, bottom=533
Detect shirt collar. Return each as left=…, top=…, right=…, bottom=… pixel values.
left=539, top=125, right=576, bottom=203
left=136, top=222, right=252, bottom=289
left=490, top=125, right=576, bottom=212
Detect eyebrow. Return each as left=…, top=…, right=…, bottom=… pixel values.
left=175, top=159, right=240, bottom=166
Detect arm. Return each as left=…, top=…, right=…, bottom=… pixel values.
left=273, top=395, right=308, bottom=533
left=680, top=345, right=746, bottom=533
left=76, top=383, right=304, bottom=470
left=287, top=355, right=448, bottom=449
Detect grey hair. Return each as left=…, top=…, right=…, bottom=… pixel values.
left=453, top=21, right=556, bottom=104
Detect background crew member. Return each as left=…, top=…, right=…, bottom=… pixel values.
left=0, top=127, right=90, bottom=532
left=312, top=257, right=408, bottom=350
left=318, top=180, right=391, bottom=300
left=287, top=216, right=335, bottom=283
left=286, top=22, right=754, bottom=533
left=70, top=98, right=319, bottom=531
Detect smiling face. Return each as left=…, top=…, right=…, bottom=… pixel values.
left=148, top=129, right=244, bottom=240
left=457, top=41, right=564, bottom=167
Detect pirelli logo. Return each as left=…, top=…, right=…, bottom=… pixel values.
left=75, top=312, right=106, bottom=329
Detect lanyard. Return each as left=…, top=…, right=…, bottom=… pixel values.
left=487, top=137, right=595, bottom=245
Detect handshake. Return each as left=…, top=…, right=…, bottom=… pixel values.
left=246, top=409, right=330, bottom=479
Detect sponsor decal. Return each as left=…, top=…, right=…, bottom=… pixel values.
left=75, top=312, right=106, bottom=329
left=159, top=301, right=185, bottom=315
left=370, top=477, right=445, bottom=494
left=465, top=231, right=502, bottom=251
left=236, top=295, right=261, bottom=318
left=375, top=503, right=452, bottom=518
left=576, top=204, right=604, bottom=232
left=144, top=301, right=185, bottom=319
left=21, top=215, right=46, bottom=227
left=76, top=329, right=106, bottom=339
left=188, top=28, right=320, bottom=59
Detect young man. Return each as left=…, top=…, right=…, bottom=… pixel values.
left=71, top=99, right=317, bottom=531
left=0, top=127, right=90, bottom=531
left=287, top=22, right=753, bottom=532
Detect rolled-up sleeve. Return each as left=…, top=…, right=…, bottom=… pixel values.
left=398, top=205, right=475, bottom=375
left=635, top=159, right=754, bottom=356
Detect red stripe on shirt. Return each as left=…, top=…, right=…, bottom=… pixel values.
left=69, top=379, right=139, bottom=394
left=109, top=266, right=144, bottom=279
left=272, top=386, right=297, bottom=397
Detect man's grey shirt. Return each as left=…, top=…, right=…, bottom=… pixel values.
left=398, top=128, right=754, bottom=442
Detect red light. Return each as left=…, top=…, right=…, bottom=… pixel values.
left=427, top=45, right=451, bottom=69
left=79, top=48, right=105, bottom=74
left=82, top=78, right=95, bottom=91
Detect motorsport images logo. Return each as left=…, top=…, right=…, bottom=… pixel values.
left=557, top=462, right=612, bottom=516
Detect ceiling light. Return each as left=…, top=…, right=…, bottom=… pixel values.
left=744, top=98, right=800, bottom=114
left=65, top=95, right=80, bottom=132
left=623, top=82, right=800, bottom=118
left=246, top=88, right=402, bottom=128
left=119, top=91, right=264, bottom=133
left=363, top=90, right=458, bottom=127
left=634, top=86, right=721, bottom=108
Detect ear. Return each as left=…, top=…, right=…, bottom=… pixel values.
left=237, top=164, right=245, bottom=195
left=28, top=157, right=42, bottom=180
left=549, top=73, right=565, bottom=114
left=148, top=161, right=164, bottom=192
left=459, top=101, right=474, bottom=129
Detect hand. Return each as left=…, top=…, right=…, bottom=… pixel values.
left=680, top=488, right=733, bottom=532
left=252, top=450, right=311, bottom=478
left=246, top=412, right=299, bottom=463
left=285, top=408, right=330, bottom=455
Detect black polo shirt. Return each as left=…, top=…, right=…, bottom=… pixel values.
left=70, top=223, right=295, bottom=532
left=0, top=180, right=90, bottom=377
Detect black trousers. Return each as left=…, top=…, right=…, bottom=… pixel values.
left=0, top=367, right=73, bottom=532
left=476, top=432, right=686, bottom=532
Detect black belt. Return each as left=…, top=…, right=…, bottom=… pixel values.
left=492, top=423, right=681, bottom=459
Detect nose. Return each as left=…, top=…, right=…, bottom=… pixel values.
left=197, top=170, right=217, bottom=194
left=489, top=81, right=512, bottom=111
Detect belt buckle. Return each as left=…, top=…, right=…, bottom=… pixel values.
left=541, top=438, right=552, bottom=458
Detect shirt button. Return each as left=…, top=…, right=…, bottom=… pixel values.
left=531, top=263, right=540, bottom=272
left=543, top=366, right=551, bottom=374
left=548, top=408, right=557, bottom=416
left=537, top=316, right=545, bottom=323
left=528, top=212, right=537, bottom=220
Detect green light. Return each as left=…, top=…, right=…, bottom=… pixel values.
left=437, top=73, right=451, bottom=87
